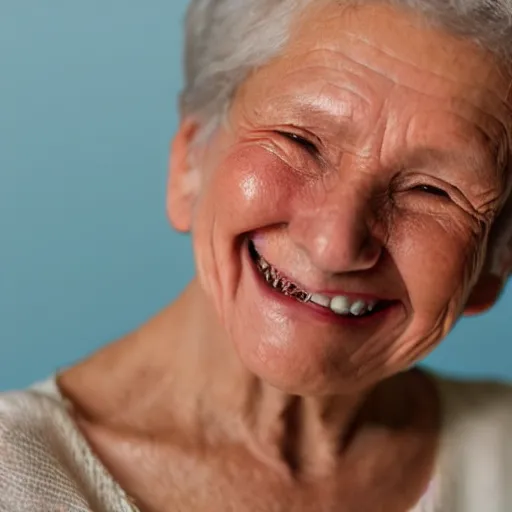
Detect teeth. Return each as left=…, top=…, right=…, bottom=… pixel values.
left=328, top=295, right=377, bottom=316
left=254, top=254, right=379, bottom=316
left=259, top=259, right=269, bottom=271
left=285, top=283, right=297, bottom=294
left=329, top=296, right=351, bottom=315
left=349, top=300, right=366, bottom=316
left=310, top=293, right=331, bottom=308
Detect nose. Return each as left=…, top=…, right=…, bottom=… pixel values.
left=289, top=181, right=383, bottom=274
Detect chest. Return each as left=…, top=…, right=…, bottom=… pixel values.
left=120, top=443, right=434, bottom=512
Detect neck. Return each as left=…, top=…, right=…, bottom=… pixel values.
left=58, top=278, right=426, bottom=478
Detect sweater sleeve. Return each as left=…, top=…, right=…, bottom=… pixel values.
left=433, top=377, right=512, bottom=512
left=0, top=386, right=135, bottom=512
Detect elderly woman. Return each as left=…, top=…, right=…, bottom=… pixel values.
left=1, top=0, right=512, bottom=510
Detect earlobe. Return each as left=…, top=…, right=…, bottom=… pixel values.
left=463, top=273, right=505, bottom=317
left=167, top=118, right=201, bottom=233
left=464, top=234, right=512, bottom=316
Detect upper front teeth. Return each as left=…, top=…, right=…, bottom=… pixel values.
left=328, top=295, right=351, bottom=314
left=312, top=294, right=375, bottom=316
left=310, top=293, right=331, bottom=308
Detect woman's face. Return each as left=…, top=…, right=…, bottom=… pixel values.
left=170, top=3, right=512, bottom=394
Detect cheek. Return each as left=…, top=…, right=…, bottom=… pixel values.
left=195, top=146, right=305, bottom=237
left=391, top=212, right=481, bottom=315
left=189, top=146, right=305, bottom=313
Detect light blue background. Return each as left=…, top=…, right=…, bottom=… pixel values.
left=1, top=2, right=510, bottom=391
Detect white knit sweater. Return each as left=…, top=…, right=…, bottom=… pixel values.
left=0, top=375, right=511, bottom=511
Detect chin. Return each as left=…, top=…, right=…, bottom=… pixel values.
left=230, top=330, right=386, bottom=396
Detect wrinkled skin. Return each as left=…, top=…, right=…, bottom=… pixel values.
left=172, top=1, right=512, bottom=394
left=59, top=3, right=512, bottom=511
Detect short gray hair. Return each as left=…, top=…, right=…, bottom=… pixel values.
left=182, top=0, right=512, bottom=128
left=181, top=0, right=306, bottom=139
left=181, top=0, right=512, bottom=276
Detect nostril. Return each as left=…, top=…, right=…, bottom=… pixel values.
left=359, top=233, right=383, bottom=266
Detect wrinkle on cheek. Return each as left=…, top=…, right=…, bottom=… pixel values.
left=357, top=314, right=448, bottom=378
left=460, top=226, right=488, bottom=285
left=389, top=211, right=479, bottom=298
left=437, top=214, right=488, bottom=277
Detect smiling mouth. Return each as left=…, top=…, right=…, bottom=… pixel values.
left=248, top=239, right=389, bottom=318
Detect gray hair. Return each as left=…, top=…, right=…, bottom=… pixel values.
left=181, top=0, right=306, bottom=140
left=182, top=0, right=512, bottom=126
left=181, top=0, right=512, bottom=276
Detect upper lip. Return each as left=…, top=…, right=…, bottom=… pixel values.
left=310, top=289, right=389, bottom=302
left=249, top=239, right=395, bottom=303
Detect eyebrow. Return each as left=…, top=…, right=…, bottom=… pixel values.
left=404, top=146, right=489, bottom=171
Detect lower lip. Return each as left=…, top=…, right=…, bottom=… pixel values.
left=245, top=243, right=399, bottom=327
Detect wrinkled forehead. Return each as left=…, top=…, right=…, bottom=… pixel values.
left=238, top=1, right=512, bottom=190
left=289, top=2, right=512, bottom=101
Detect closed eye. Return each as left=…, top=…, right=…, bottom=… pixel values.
left=413, top=184, right=451, bottom=199
left=276, top=131, right=319, bottom=155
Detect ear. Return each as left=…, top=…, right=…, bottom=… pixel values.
left=464, top=248, right=512, bottom=316
left=463, top=273, right=506, bottom=316
left=167, top=118, right=202, bottom=233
